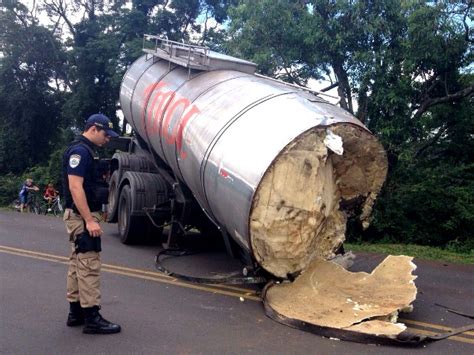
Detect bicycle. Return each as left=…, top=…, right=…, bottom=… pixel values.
left=28, top=192, right=46, bottom=215
left=45, top=195, right=64, bottom=216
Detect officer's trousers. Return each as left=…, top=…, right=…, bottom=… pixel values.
left=63, top=208, right=102, bottom=308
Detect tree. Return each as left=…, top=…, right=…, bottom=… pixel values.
left=225, top=0, right=324, bottom=84
left=0, top=1, right=66, bottom=174
left=363, top=2, right=473, bottom=249
left=224, top=0, right=473, bottom=248
left=0, top=0, right=237, bottom=195
left=41, top=0, right=236, bottom=131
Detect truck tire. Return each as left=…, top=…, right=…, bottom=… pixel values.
left=111, top=152, right=158, bottom=181
left=117, top=185, right=143, bottom=244
left=117, top=184, right=164, bottom=244
left=107, top=170, right=120, bottom=222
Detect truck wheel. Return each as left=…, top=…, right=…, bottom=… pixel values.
left=117, top=185, right=142, bottom=244
left=107, top=170, right=120, bottom=222
left=118, top=184, right=164, bottom=244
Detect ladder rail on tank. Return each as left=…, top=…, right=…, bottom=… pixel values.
left=142, top=35, right=337, bottom=100
left=142, top=34, right=257, bottom=74
left=143, top=34, right=210, bottom=71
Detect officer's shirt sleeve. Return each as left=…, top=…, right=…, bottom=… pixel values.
left=66, top=146, right=90, bottom=177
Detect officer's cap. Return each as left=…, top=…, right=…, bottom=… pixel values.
left=85, top=113, right=119, bottom=138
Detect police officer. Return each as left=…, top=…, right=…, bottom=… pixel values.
left=62, top=113, right=120, bottom=334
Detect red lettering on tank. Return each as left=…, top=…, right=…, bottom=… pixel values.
left=140, top=83, right=159, bottom=131
left=175, top=105, right=200, bottom=159
left=148, top=88, right=174, bottom=135
left=219, top=169, right=229, bottom=178
left=138, top=81, right=200, bottom=161
left=219, top=168, right=234, bottom=182
left=162, top=97, right=189, bottom=144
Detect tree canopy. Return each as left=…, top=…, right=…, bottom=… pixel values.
left=223, top=0, right=473, bottom=249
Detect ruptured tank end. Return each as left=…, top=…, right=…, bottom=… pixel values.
left=250, top=124, right=387, bottom=278
left=265, top=255, right=417, bottom=338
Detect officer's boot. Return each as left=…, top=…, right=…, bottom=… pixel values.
left=83, top=306, right=121, bottom=334
left=67, top=301, right=85, bottom=327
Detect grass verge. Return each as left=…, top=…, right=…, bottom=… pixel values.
left=345, top=243, right=474, bottom=265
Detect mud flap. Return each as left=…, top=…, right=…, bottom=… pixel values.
left=262, top=255, right=474, bottom=346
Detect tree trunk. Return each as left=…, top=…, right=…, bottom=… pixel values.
left=333, top=62, right=353, bottom=114
left=356, top=81, right=369, bottom=123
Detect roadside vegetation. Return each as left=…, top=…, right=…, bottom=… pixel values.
left=0, top=1, right=472, bottom=253
left=345, top=243, right=474, bottom=265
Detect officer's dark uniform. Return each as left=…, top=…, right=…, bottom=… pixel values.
left=62, top=115, right=120, bottom=334
left=63, top=135, right=105, bottom=218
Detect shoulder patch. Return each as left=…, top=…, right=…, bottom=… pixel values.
left=69, top=154, right=81, bottom=168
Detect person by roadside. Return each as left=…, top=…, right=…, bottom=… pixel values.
left=43, top=183, right=59, bottom=211
left=18, top=178, right=39, bottom=213
left=62, top=113, right=120, bottom=334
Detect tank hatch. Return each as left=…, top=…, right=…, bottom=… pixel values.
left=143, top=34, right=257, bottom=74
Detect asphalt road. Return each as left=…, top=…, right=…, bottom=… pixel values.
left=0, top=210, right=473, bottom=354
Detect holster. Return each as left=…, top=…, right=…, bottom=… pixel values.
left=74, top=231, right=102, bottom=253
